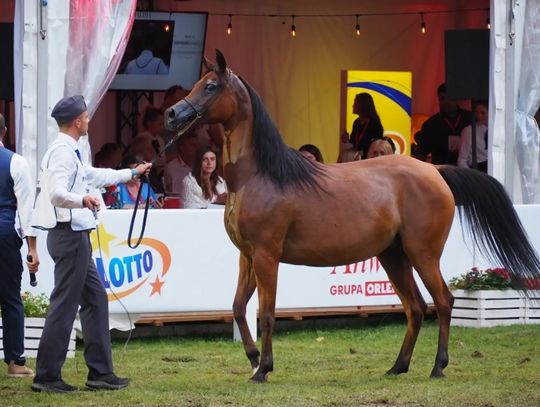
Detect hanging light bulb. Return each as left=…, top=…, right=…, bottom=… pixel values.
left=226, top=14, right=232, bottom=35
left=420, top=12, right=426, bottom=34
left=355, top=15, right=360, bottom=36
left=291, top=15, right=296, bottom=37
left=486, top=9, right=490, bottom=29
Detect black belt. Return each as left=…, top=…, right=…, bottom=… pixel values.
left=53, top=222, right=72, bottom=230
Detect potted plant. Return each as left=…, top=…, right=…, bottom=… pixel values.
left=448, top=267, right=538, bottom=327
left=0, top=292, right=76, bottom=358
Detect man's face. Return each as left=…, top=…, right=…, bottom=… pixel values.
left=438, top=92, right=458, bottom=115
left=75, top=111, right=90, bottom=136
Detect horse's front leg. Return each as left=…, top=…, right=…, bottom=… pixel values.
left=250, top=252, right=279, bottom=383
left=232, top=253, right=260, bottom=371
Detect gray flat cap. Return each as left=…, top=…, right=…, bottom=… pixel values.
left=51, top=95, right=87, bottom=123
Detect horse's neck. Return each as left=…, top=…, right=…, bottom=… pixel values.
left=221, top=77, right=257, bottom=192
left=221, top=121, right=257, bottom=192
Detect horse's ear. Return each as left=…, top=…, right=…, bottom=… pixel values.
left=202, top=56, right=212, bottom=72
left=215, top=49, right=227, bottom=73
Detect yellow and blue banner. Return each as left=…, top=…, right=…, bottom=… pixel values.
left=342, top=70, right=412, bottom=155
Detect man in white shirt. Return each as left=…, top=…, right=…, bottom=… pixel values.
left=0, top=114, right=39, bottom=378
left=30, top=96, right=151, bottom=393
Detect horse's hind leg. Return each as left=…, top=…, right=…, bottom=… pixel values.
left=232, top=253, right=260, bottom=371
left=378, top=241, right=427, bottom=375
left=411, top=257, right=454, bottom=378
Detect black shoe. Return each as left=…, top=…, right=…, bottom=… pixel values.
left=31, top=380, right=79, bottom=393
left=86, top=373, right=129, bottom=390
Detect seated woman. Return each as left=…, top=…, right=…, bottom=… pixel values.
left=366, top=137, right=395, bottom=158
left=180, top=145, right=227, bottom=209
left=299, top=144, right=324, bottom=163
left=115, top=155, right=162, bottom=209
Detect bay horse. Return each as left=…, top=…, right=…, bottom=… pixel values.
left=165, top=50, right=540, bottom=382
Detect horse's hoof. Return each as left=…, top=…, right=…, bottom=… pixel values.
left=252, top=366, right=259, bottom=375
left=249, top=373, right=267, bottom=383
left=385, top=366, right=408, bottom=376
left=430, top=370, right=445, bottom=379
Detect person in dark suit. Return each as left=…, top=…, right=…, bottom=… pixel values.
left=0, top=113, right=39, bottom=378
left=415, top=83, right=471, bottom=165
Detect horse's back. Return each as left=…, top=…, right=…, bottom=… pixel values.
left=277, top=155, right=456, bottom=266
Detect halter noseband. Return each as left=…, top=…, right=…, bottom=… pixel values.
left=183, top=96, right=203, bottom=118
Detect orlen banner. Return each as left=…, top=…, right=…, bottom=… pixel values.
left=341, top=70, right=412, bottom=155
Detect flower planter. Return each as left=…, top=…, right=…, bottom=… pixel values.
left=0, top=318, right=76, bottom=358
left=451, top=290, right=526, bottom=327
left=523, top=290, right=540, bottom=325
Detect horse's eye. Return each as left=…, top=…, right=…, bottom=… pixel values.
left=205, top=83, right=217, bottom=92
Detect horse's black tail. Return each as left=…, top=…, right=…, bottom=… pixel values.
left=438, top=165, right=540, bottom=294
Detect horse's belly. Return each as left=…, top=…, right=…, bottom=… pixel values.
left=280, top=233, right=394, bottom=267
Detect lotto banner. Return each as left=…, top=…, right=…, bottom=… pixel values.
left=341, top=70, right=412, bottom=155
left=17, top=208, right=507, bottom=315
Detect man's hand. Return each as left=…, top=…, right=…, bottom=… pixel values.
left=134, top=162, right=152, bottom=178
left=26, top=248, right=40, bottom=273
left=82, top=195, right=101, bottom=213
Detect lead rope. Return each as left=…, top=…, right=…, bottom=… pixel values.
left=126, top=112, right=201, bottom=249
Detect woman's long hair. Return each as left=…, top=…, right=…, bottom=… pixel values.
left=192, top=144, right=220, bottom=200
left=356, top=92, right=381, bottom=123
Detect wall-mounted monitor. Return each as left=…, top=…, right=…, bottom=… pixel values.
left=109, top=11, right=208, bottom=91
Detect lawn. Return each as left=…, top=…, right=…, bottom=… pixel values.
left=2, top=319, right=539, bottom=406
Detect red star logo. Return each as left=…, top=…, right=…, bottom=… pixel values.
left=149, top=276, right=165, bottom=296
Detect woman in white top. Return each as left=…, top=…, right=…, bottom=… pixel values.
left=180, top=145, right=227, bottom=208
left=458, top=101, right=488, bottom=172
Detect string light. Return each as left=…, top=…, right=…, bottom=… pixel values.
left=213, top=8, right=488, bottom=37
left=420, top=12, right=426, bottom=34
left=226, top=14, right=232, bottom=35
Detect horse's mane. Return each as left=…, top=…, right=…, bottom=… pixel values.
left=238, top=76, right=324, bottom=191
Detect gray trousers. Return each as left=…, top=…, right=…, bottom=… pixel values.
left=35, top=226, right=113, bottom=382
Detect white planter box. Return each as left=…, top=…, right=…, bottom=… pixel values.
left=0, top=318, right=76, bottom=358
left=523, top=290, right=540, bottom=325
left=451, top=290, right=526, bottom=327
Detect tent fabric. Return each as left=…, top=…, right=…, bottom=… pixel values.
left=515, top=0, right=540, bottom=203
left=14, top=0, right=135, bottom=182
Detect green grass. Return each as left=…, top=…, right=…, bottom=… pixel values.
left=2, top=320, right=539, bottom=406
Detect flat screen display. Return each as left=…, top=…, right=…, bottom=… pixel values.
left=109, top=11, right=208, bottom=91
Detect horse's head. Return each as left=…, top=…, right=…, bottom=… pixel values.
left=165, top=50, right=236, bottom=132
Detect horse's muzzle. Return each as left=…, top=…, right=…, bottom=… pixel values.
left=164, top=102, right=196, bottom=131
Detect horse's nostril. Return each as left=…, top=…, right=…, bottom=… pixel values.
left=168, top=108, right=176, bottom=119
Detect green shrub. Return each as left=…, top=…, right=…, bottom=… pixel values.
left=21, top=292, right=49, bottom=318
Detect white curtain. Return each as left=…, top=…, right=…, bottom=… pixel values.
left=515, top=0, right=540, bottom=203
left=62, top=0, right=136, bottom=118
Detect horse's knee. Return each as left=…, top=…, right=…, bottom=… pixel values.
left=232, top=300, right=245, bottom=321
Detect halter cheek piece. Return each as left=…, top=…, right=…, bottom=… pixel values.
left=183, top=96, right=203, bottom=118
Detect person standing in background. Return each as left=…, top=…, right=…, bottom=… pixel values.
left=415, top=83, right=471, bottom=165
left=457, top=100, right=489, bottom=172
left=339, top=92, right=384, bottom=162
left=0, top=113, right=39, bottom=378
left=30, top=95, right=151, bottom=393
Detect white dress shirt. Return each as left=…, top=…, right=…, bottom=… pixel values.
left=458, top=123, right=488, bottom=168
left=8, top=150, right=36, bottom=238
left=32, top=133, right=133, bottom=231
left=180, top=173, right=227, bottom=209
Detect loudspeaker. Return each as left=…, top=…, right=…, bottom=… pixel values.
left=445, top=29, right=489, bottom=101
left=0, top=23, right=14, bottom=101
